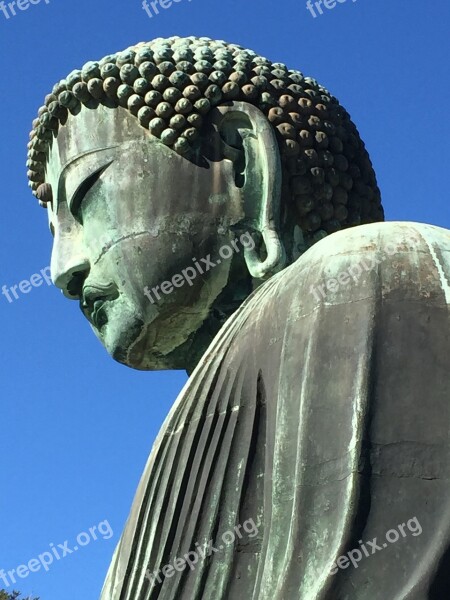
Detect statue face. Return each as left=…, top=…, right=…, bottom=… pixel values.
left=45, top=104, right=245, bottom=369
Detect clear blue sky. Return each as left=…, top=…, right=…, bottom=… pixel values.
left=0, top=0, right=449, bottom=598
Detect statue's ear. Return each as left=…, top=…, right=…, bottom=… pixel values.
left=208, top=102, right=286, bottom=279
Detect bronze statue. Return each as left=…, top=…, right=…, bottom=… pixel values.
left=27, top=36, right=450, bottom=599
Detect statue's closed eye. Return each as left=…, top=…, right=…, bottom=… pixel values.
left=70, top=161, right=113, bottom=224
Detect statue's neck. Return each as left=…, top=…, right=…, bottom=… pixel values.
left=175, top=240, right=295, bottom=374
left=182, top=270, right=255, bottom=375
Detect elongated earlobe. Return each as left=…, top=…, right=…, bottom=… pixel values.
left=244, top=229, right=286, bottom=279
left=210, top=102, right=286, bottom=279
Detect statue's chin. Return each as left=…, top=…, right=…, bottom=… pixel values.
left=86, top=296, right=147, bottom=369
left=124, top=322, right=190, bottom=371
left=110, top=321, right=147, bottom=368
left=91, top=305, right=180, bottom=371
left=88, top=294, right=205, bottom=370
left=90, top=314, right=145, bottom=368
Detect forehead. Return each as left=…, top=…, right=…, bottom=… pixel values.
left=45, top=104, right=154, bottom=185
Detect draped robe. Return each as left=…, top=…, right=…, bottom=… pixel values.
left=100, top=221, right=450, bottom=600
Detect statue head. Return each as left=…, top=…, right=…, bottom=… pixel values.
left=27, top=36, right=383, bottom=372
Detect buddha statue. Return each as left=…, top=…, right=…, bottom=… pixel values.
left=26, top=36, right=450, bottom=600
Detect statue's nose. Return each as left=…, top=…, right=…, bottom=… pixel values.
left=51, top=227, right=90, bottom=299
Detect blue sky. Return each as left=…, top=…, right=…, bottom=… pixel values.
left=0, top=0, right=449, bottom=598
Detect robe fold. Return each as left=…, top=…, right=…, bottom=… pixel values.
left=100, top=221, right=450, bottom=600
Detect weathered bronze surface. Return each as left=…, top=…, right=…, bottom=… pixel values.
left=28, top=36, right=450, bottom=599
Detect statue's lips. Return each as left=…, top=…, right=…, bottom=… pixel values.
left=81, top=284, right=118, bottom=330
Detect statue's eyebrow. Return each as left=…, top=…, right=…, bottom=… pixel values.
left=56, top=145, right=119, bottom=211
left=59, top=145, right=119, bottom=180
